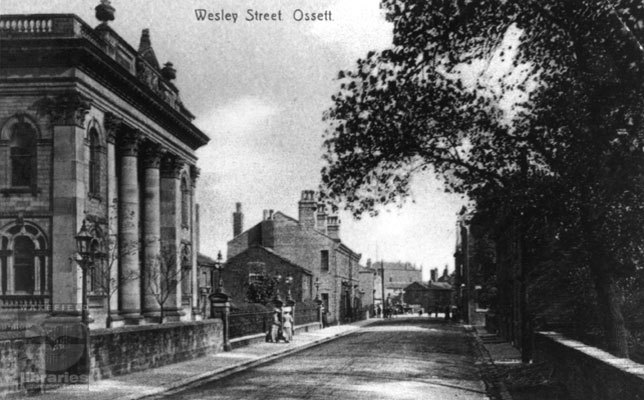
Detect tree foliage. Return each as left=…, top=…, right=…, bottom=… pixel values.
left=321, top=0, right=644, bottom=357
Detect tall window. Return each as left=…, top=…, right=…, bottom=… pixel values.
left=10, top=122, right=37, bottom=187
left=181, top=177, right=190, bottom=227
left=321, top=250, right=329, bottom=272
left=13, top=236, right=35, bottom=293
left=88, top=128, right=101, bottom=195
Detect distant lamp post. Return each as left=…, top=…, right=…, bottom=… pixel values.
left=273, top=275, right=283, bottom=308
left=314, top=277, right=321, bottom=304
left=213, top=251, right=225, bottom=294
left=285, top=275, right=294, bottom=305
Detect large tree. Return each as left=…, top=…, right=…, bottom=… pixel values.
left=321, top=0, right=644, bottom=357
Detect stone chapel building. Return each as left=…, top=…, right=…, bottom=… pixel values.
left=0, top=4, right=209, bottom=327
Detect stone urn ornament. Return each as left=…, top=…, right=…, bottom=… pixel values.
left=95, top=0, right=115, bottom=23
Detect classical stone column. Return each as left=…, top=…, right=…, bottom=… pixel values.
left=189, top=165, right=200, bottom=319
left=43, top=91, right=91, bottom=315
left=104, top=113, right=121, bottom=324
left=142, top=142, right=163, bottom=319
left=117, top=128, right=143, bottom=324
left=160, top=154, right=184, bottom=318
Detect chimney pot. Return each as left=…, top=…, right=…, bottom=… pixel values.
left=233, top=203, right=244, bottom=237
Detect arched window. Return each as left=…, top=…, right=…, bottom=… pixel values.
left=10, top=122, right=37, bottom=187
left=181, top=177, right=190, bottom=228
left=13, top=236, right=35, bottom=293
left=88, top=128, right=101, bottom=195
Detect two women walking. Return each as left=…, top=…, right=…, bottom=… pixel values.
left=268, top=309, right=294, bottom=343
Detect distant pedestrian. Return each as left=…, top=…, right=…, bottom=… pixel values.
left=269, top=309, right=281, bottom=343
left=376, top=305, right=382, bottom=318
left=322, top=311, right=329, bottom=328
left=282, top=312, right=293, bottom=343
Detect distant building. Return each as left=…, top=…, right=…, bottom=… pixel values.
left=227, top=191, right=362, bottom=324
left=403, top=281, right=453, bottom=313
left=454, top=208, right=488, bottom=326
left=358, top=264, right=377, bottom=314
left=375, top=261, right=422, bottom=301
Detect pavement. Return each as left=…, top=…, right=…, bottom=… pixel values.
left=24, top=319, right=377, bottom=400
left=17, top=318, right=524, bottom=400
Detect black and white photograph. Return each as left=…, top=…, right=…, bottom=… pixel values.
left=1, top=0, right=644, bottom=399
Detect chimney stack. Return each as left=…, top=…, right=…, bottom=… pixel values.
left=430, top=268, right=437, bottom=282
left=327, top=215, right=340, bottom=241
left=298, top=190, right=317, bottom=230
left=316, top=203, right=327, bottom=234
left=233, top=202, right=243, bottom=237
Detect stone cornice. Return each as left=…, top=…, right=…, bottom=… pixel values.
left=1, top=26, right=209, bottom=150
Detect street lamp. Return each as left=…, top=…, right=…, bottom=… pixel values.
left=74, top=218, right=97, bottom=378
left=213, top=251, right=225, bottom=294
left=75, top=219, right=96, bottom=326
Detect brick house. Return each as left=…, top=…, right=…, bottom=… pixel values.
left=0, top=7, right=209, bottom=328
left=220, top=246, right=313, bottom=307
left=227, top=191, right=362, bottom=324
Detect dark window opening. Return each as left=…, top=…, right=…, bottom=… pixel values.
left=321, top=250, right=329, bottom=272
left=89, top=128, right=101, bottom=195
left=10, top=122, right=37, bottom=187
left=14, top=236, right=35, bottom=293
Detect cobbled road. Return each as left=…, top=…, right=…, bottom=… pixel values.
left=161, top=318, right=490, bottom=399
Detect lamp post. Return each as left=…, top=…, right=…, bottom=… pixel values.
left=74, top=219, right=96, bottom=377
left=213, top=251, right=225, bottom=294
left=208, top=250, right=231, bottom=351
left=75, top=219, right=96, bottom=326
left=285, top=275, right=294, bottom=304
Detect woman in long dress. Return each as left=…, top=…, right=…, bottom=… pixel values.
left=282, top=312, right=293, bottom=343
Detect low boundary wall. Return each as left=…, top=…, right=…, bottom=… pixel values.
left=535, top=331, right=644, bottom=400
left=90, top=319, right=223, bottom=381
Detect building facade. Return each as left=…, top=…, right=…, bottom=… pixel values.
left=221, top=246, right=313, bottom=307
left=0, top=8, right=209, bottom=328
left=227, top=191, right=362, bottom=324
left=376, top=261, right=422, bottom=301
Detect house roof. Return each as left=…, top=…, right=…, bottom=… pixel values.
left=231, top=210, right=361, bottom=260
left=198, top=252, right=218, bottom=267
left=404, top=281, right=453, bottom=291
left=225, top=245, right=313, bottom=275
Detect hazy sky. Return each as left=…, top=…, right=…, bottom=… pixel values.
left=4, top=0, right=467, bottom=278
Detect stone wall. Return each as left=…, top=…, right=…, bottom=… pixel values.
left=89, top=319, right=223, bottom=381
left=534, top=331, right=644, bottom=400
left=0, top=331, right=45, bottom=394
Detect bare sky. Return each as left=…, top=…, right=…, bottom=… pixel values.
left=4, top=0, right=467, bottom=279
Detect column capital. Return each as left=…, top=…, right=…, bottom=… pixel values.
left=34, top=91, right=92, bottom=128
left=142, top=142, right=164, bottom=169
left=189, top=165, right=200, bottom=188
left=118, top=127, right=142, bottom=157
left=104, top=112, right=124, bottom=144
left=161, top=154, right=185, bottom=179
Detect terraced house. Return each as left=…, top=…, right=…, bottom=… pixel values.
left=227, top=191, right=363, bottom=324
